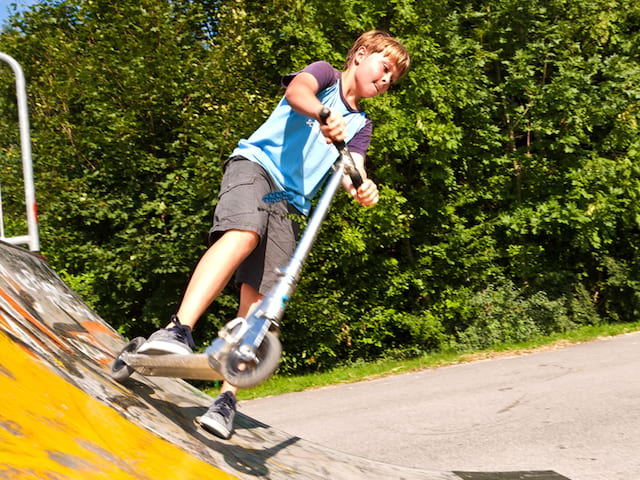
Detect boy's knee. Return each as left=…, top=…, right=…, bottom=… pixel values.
left=224, top=229, right=260, bottom=249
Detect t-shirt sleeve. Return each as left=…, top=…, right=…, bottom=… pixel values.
left=347, top=118, right=372, bottom=159
left=282, top=61, right=339, bottom=90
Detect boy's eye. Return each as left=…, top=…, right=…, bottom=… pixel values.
left=383, top=65, right=396, bottom=83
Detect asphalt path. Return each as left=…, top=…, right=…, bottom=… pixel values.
left=240, top=332, right=640, bottom=480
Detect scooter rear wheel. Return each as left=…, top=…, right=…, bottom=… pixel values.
left=111, top=337, right=146, bottom=382
left=220, top=331, right=281, bottom=389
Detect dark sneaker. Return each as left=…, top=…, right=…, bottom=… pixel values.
left=137, top=315, right=195, bottom=355
left=197, top=391, right=237, bottom=439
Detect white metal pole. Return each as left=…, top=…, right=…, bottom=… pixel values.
left=0, top=52, right=39, bottom=251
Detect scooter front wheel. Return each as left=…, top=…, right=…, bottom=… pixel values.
left=220, top=331, right=281, bottom=389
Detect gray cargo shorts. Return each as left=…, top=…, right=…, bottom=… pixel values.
left=209, top=157, right=301, bottom=295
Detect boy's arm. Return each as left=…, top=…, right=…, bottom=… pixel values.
left=284, top=72, right=347, bottom=144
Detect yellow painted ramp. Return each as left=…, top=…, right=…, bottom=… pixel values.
left=0, top=330, right=235, bottom=479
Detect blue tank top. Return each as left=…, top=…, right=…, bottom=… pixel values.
left=230, top=63, right=369, bottom=215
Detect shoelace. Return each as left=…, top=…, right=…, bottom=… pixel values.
left=169, top=315, right=196, bottom=350
left=213, top=394, right=235, bottom=417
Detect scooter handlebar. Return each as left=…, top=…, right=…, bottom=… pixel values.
left=318, top=107, right=364, bottom=189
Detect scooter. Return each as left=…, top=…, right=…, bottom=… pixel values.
left=111, top=107, right=362, bottom=388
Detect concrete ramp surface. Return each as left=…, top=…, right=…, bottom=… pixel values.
left=0, top=241, right=570, bottom=480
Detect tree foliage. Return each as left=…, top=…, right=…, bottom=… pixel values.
left=1, top=0, right=639, bottom=374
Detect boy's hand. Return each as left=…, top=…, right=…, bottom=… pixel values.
left=341, top=151, right=378, bottom=206
left=350, top=178, right=379, bottom=207
left=319, top=107, right=347, bottom=144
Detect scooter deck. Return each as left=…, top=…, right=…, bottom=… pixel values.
left=119, top=352, right=223, bottom=381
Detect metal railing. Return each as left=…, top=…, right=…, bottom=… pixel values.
left=0, top=52, right=39, bottom=252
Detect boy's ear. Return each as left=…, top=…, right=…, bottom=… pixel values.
left=354, top=46, right=368, bottom=65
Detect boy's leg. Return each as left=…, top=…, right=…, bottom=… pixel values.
left=237, top=282, right=264, bottom=319
left=177, top=230, right=260, bottom=329
left=138, top=229, right=259, bottom=355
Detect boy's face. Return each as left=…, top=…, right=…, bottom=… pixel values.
left=353, top=48, right=400, bottom=99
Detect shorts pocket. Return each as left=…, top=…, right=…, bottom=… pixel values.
left=218, top=174, right=257, bottom=199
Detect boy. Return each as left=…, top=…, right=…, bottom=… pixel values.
left=138, top=30, right=410, bottom=439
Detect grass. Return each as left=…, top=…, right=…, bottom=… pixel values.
left=202, top=320, right=640, bottom=401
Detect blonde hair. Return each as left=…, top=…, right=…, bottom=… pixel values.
left=344, top=30, right=410, bottom=79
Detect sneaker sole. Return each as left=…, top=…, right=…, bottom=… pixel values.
left=136, top=340, right=192, bottom=356
left=197, top=415, right=232, bottom=439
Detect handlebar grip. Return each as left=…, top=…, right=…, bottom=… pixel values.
left=318, top=106, right=331, bottom=124
left=318, top=107, right=363, bottom=189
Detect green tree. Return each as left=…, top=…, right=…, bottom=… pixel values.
left=1, top=0, right=639, bottom=374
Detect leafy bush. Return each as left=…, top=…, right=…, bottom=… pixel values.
left=455, top=281, right=572, bottom=351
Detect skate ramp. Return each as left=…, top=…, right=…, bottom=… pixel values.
left=0, top=241, right=570, bottom=480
